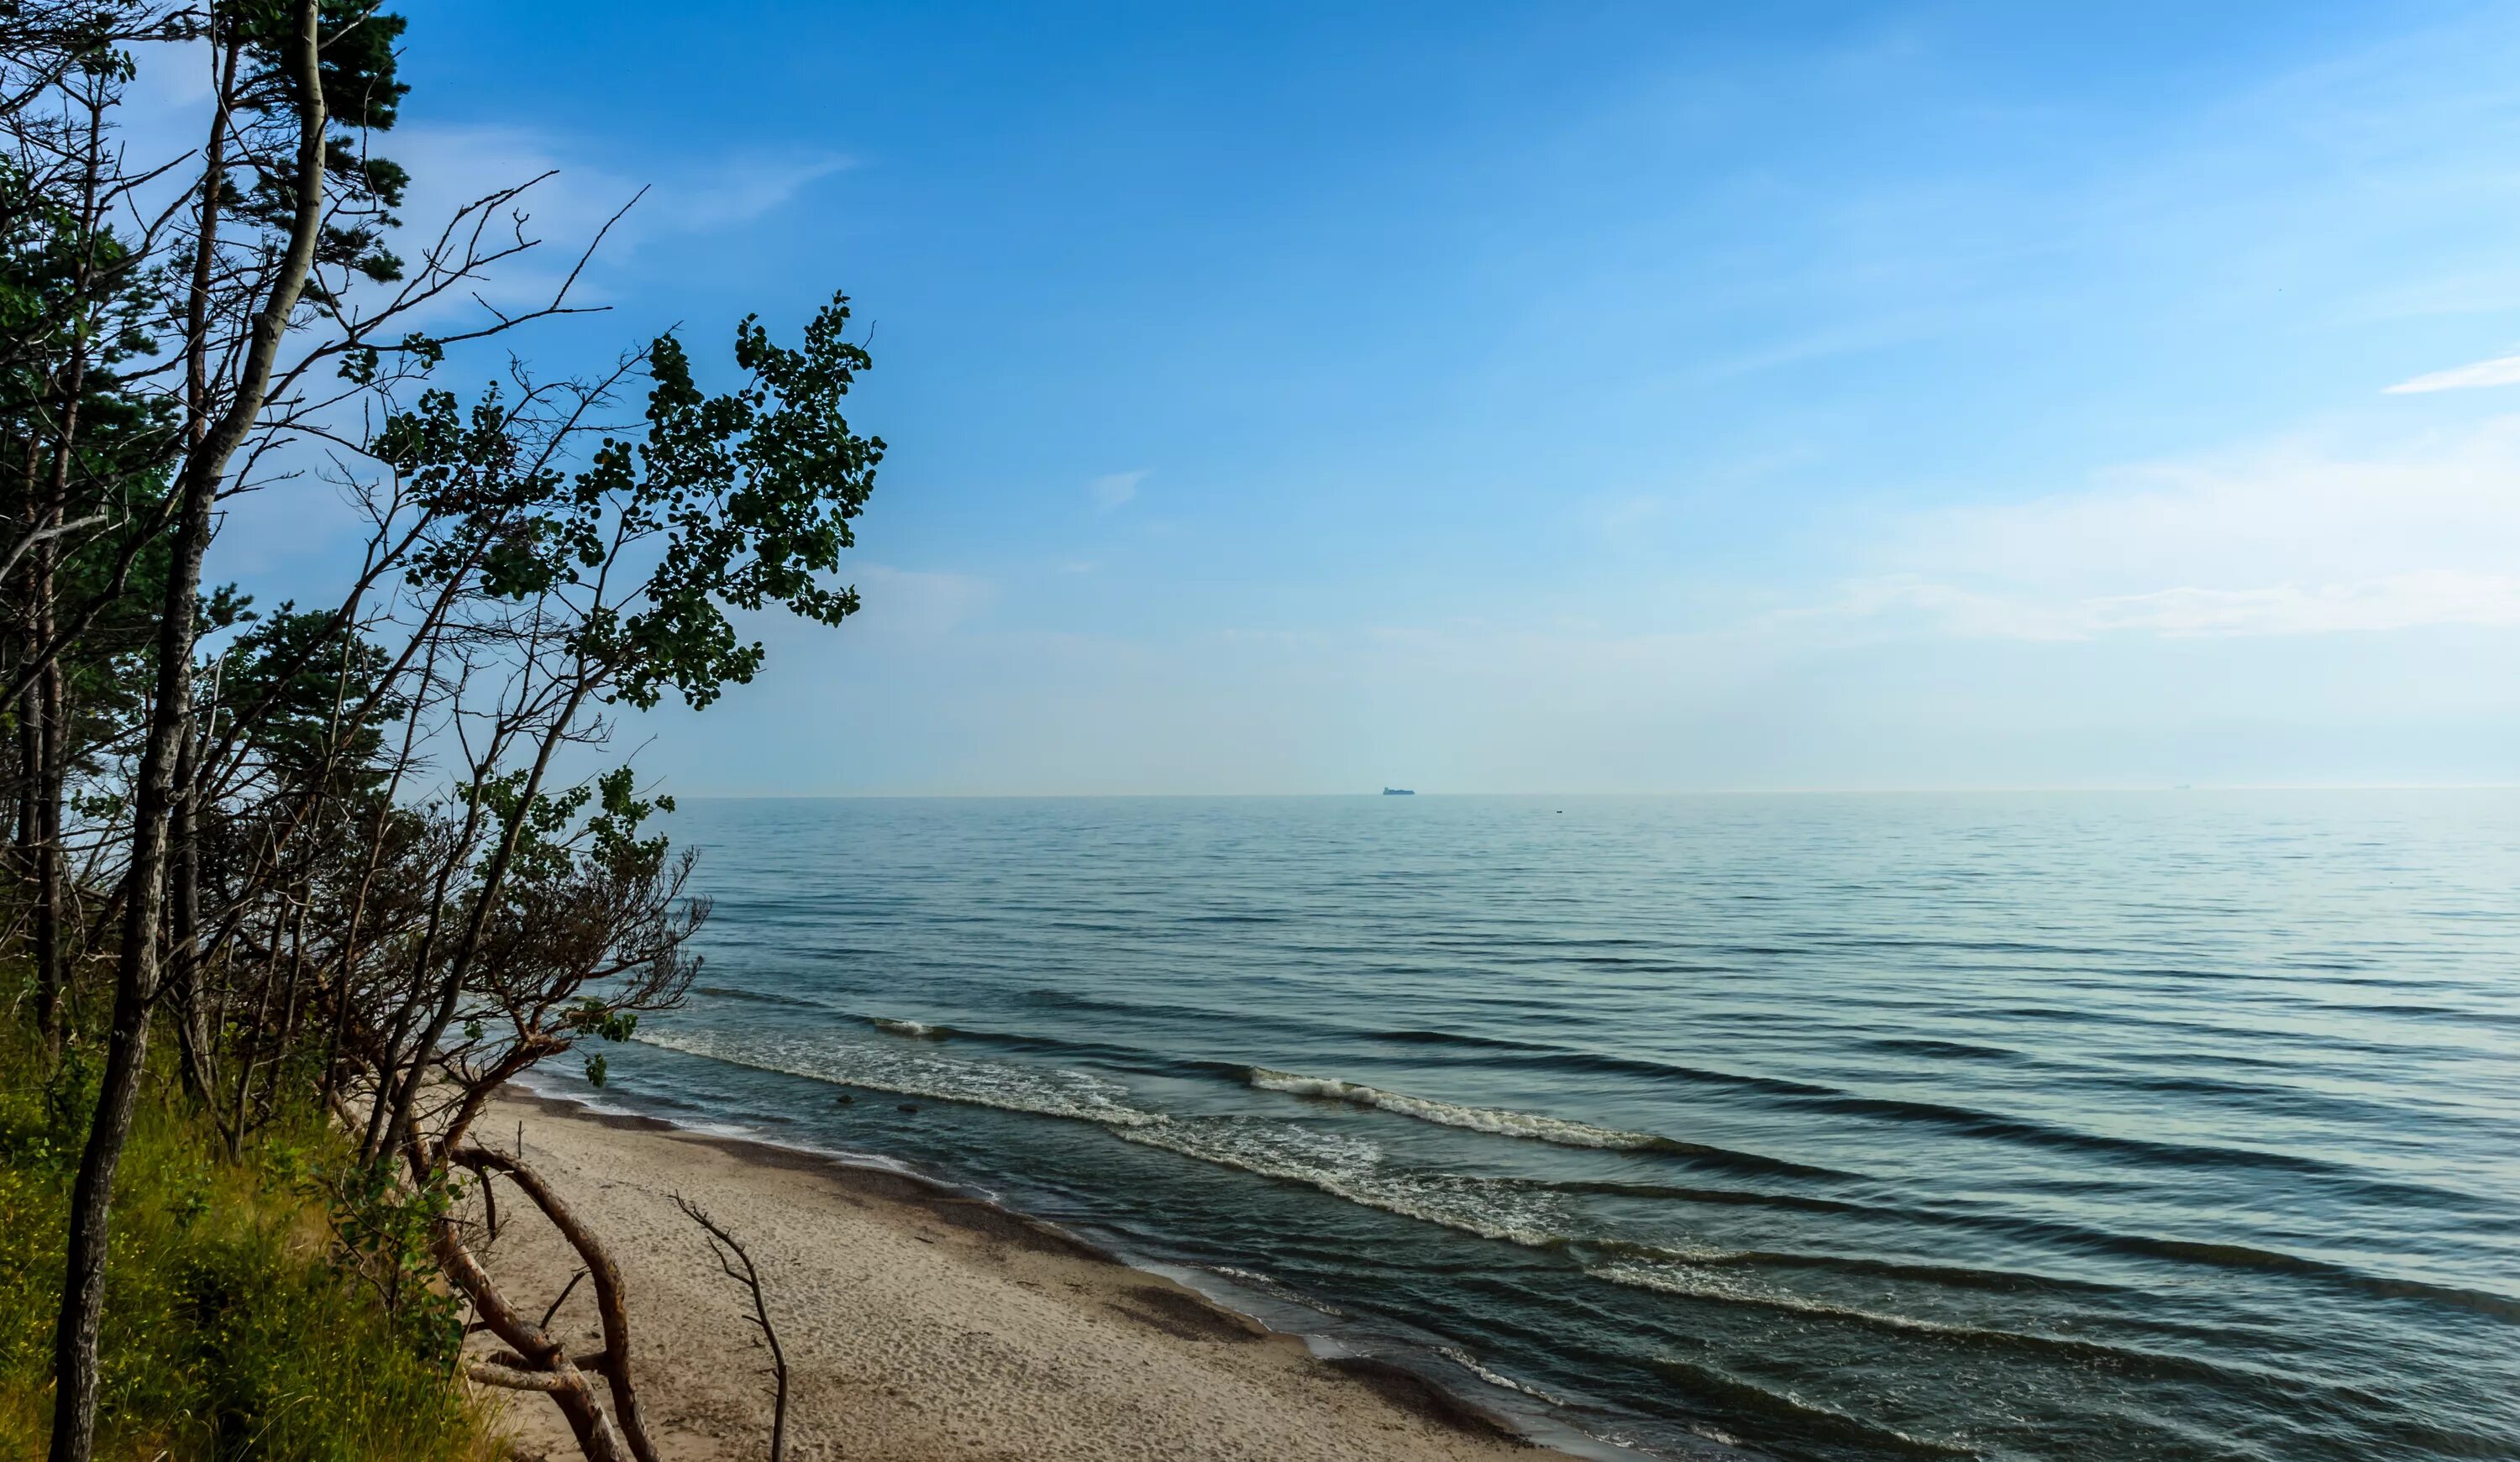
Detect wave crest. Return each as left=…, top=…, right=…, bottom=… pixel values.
left=636, top=1028, right=1163, bottom=1128
left=1250, top=1067, right=1667, bottom=1151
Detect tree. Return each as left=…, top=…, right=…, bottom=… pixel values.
left=0, top=6, right=885, bottom=1454
left=47, top=6, right=333, bottom=1453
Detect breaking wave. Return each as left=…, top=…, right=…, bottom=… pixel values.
left=1244, top=1066, right=1837, bottom=1177
left=1597, top=1258, right=2250, bottom=1383
left=1248, top=1067, right=1670, bottom=1150
left=1116, top=1117, right=1574, bottom=1245
left=635, top=1027, right=1163, bottom=1129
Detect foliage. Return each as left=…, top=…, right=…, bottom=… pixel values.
left=0, top=998, right=490, bottom=1460
left=0, top=1, right=884, bottom=1454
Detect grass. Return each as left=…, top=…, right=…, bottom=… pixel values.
left=0, top=1002, right=496, bottom=1460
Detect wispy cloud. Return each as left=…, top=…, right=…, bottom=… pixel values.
left=2084, top=573, right=2520, bottom=635
left=1821, top=570, right=2520, bottom=640
left=2384, top=353, right=2520, bottom=394
left=390, top=127, right=848, bottom=245
left=1582, top=494, right=1667, bottom=534
left=812, top=564, right=995, bottom=642
left=1089, top=470, right=1144, bottom=512
left=1831, top=418, right=2520, bottom=638
left=675, top=153, right=853, bottom=230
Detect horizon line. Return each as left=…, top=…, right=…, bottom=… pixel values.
left=657, top=783, right=2520, bottom=800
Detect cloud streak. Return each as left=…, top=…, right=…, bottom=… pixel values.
left=1832, top=418, right=2520, bottom=639
left=675, top=152, right=853, bottom=230
left=2384, top=354, right=2520, bottom=394
left=1823, top=570, right=2520, bottom=640
left=1089, top=470, right=1144, bottom=511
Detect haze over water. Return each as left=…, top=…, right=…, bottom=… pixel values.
left=556, top=792, right=2520, bottom=1460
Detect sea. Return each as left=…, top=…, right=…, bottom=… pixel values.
left=529, top=792, right=2520, bottom=1461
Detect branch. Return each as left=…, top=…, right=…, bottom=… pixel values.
left=673, top=1194, right=790, bottom=1462
left=450, top=1145, right=664, bottom=1462
left=539, top=1267, right=588, bottom=1333
left=0, top=509, right=106, bottom=586
left=433, top=1217, right=629, bottom=1461
left=467, top=1362, right=578, bottom=1394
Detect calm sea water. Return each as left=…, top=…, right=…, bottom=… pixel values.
left=546, top=793, right=2520, bottom=1460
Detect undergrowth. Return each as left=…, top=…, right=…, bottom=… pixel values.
left=0, top=986, right=495, bottom=1460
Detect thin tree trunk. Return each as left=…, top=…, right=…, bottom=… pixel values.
left=363, top=695, right=504, bottom=1165
left=29, top=134, right=86, bottom=1047
left=12, top=623, right=35, bottom=869
left=13, top=418, right=61, bottom=1045
left=166, top=715, right=215, bottom=1103
left=277, top=895, right=309, bottom=1058
left=675, top=1197, right=790, bottom=1462
left=381, top=677, right=594, bottom=1167
left=14, top=658, right=44, bottom=1012
left=223, top=899, right=275, bottom=1156
left=34, top=652, right=65, bottom=1047
left=47, top=13, right=325, bottom=1458
left=323, top=647, right=438, bottom=1114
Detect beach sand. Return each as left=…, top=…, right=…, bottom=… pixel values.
left=467, top=1090, right=1539, bottom=1461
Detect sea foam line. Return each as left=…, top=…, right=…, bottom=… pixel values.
left=1436, top=1346, right=1573, bottom=1407
left=1595, top=1259, right=2260, bottom=1385
left=650, top=1028, right=1597, bottom=1250
left=1114, top=1119, right=1575, bottom=1246
left=1248, top=1067, right=1670, bottom=1151
left=635, top=1028, right=1165, bottom=1128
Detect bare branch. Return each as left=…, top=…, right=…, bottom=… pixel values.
left=673, top=1195, right=790, bottom=1462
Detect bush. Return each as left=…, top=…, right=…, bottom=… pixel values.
left=0, top=1018, right=491, bottom=1460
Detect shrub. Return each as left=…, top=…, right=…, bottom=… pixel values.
left=0, top=1019, right=491, bottom=1460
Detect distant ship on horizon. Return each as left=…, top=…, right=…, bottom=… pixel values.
left=1382, top=787, right=1415, bottom=796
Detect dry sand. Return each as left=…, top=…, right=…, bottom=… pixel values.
left=467, top=1090, right=1542, bottom=1461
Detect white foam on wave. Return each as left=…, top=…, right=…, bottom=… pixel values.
left=1203, top=1265, right=1350, bottom=1318
left=510, top=1066, right=936, bottom=1181
left=1248, top=1067, right=1668, bottom=1151
left=637, top=1027, right=1164, bottom=1128
left=638, top=1029, right=1705, bottom=1263
left=1436, top=1345, right=1571, bottom=1406
left=870, top=1017, right=945, bottom=1039
left=1593, top=1256, right=2015, bottom=1346
left=1117, top=1117, right=1574, bottom=1247
left=1592, top=1255, right=1808, bottom=1308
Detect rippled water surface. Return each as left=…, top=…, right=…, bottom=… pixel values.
left=556, top=793, right=2520, bottom=1460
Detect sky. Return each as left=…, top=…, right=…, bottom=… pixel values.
left=208, top=1, right=2520, bottom=793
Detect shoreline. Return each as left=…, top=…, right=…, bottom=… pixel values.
left=471, top=1083, right=1657, bottom=1461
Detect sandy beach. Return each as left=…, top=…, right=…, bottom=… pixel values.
left=467, top=1090, right=1541, bottom=1461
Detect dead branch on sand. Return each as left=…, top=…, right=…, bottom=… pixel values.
left=675, top=1194, right=793, bottom=1462
left=440, top=1143, right=664, bottom=1462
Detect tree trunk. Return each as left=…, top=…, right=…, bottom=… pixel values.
left=434, top=1221, right=633, bottom=1462
left=34, top=651, right=66, bottom=1047
left=16, top=416, right=65, bottom=1047
left=166, top=717, right=216, bottom=1103
left=223, top=896, right=274, bottom=1157
left=46, top=10, right=325, bottom=1457
left=14, top=657, right=43, bottom=1015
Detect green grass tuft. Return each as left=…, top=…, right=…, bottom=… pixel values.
left=0, top=1013, right=495, bottom=1460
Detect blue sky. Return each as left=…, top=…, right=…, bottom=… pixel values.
left=221, top=2, right=2520, bottom=792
